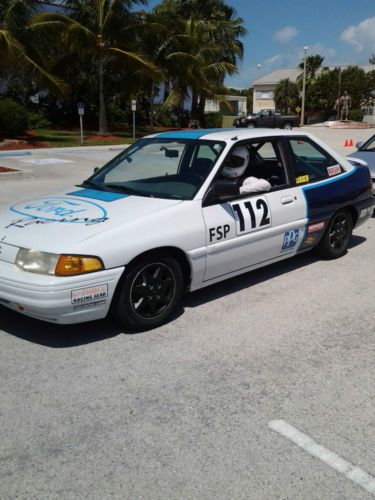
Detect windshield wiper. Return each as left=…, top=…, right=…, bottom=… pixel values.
left=78, top=180, right=103, bottom=190
left=104, top=184, right=153, bottom=197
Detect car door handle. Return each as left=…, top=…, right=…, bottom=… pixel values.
left=281, top=196, right=294, bottom=205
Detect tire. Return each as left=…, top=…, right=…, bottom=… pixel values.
left=283, top=122, right=293, bottom=130
left=247, top=122, right=255, bottom=128
left=316, top=210, right=352, bottom=259
left=114, top=256, right=184, bottom=331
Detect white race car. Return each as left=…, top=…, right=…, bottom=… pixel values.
left=0, top=129, right=373, bottom=330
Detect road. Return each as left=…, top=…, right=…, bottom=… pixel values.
left=1, top=128, right=375, bottom=499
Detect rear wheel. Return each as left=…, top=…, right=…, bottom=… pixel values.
left=247, top=122, right=255, bottom=128
left=316, top=210, right=352, bottom=259
left=283, top=122, right=293, bottom=130
left=115, top=256, right=184, bottom=331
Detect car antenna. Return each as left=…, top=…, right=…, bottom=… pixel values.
left=231, top=136, right=238, bottom=141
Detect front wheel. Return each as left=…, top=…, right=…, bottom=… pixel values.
left=247, top=122, right=255, bottom=128
left=114, top=256, right=184, bottom=331
left=316, top=210, right=352, bottom=259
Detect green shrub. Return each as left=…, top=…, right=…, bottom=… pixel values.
left=348, top=109, right=363, bottom=122
left=204, top=112, right=223, bottom=128
left=27, top=111, right=50, bottom=130
left=0, top=98, right=28, bottom=138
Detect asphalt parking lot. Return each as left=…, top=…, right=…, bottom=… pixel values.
left=1, top=126, right=375, bottom=499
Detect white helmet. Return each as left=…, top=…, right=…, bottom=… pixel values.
left=222, top=147, right=250, bottom=178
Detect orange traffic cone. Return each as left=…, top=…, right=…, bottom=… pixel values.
left=344, top=139, right=351, bottom=147
left=348, top=139, right=353, bottom=147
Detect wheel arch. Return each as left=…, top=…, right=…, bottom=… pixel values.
left=117, top=246, right=192, bottom=291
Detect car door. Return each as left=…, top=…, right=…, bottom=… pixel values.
left=202, top=138, right=307, bottom=282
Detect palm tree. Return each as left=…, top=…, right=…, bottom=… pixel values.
left=298, top=54, right=325, bottom=81
left=154, top=0, right=246, bottom=125
left=0, top=0, right=64, bottom=92
left=32, top=0, right=159, bottom=135
left=274, top=78, right=299, bottom=114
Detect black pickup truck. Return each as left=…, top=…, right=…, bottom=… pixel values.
left=233, top=109, right=299, bottom=129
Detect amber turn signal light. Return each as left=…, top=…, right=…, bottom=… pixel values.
left=55, top=255, right=104, bottom=276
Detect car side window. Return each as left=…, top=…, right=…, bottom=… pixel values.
left=205, top=139, right=289, bottom=205
left=288, top=138, right=343, bottom=185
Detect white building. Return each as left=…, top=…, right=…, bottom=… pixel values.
left=205, top=95, right=247, bottom=116
left=252, top=65, right=375, bottom=113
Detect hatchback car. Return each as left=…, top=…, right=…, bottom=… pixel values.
left=0, top=129, right=373, bottom=330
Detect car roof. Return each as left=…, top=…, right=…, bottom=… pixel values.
left=148, top=128, right=309, bottom=142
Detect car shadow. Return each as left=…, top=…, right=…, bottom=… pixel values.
left=0, top=235, right=367, bottom=347
left=0, top=307, right=124, bottom=348
left=183, top=236, right=366, bottom=309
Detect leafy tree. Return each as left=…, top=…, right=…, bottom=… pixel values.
left=298, top=54, right=325, bottom=81
left=274, top=78, right=299, bottom=114
left=155, top=0, right=246, bottom=124
left=32, top=0, right=159, bottom=134
left=0, top=0, right=64, bottom=92
left=369, top=53, right=375, bottom=64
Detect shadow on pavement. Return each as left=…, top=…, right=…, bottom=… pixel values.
left=0, top=308, right=123, bottom=348
left=0, top=235, right=367, bottom=346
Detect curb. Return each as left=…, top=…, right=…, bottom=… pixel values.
left=0, top=150, right=32, bottom=158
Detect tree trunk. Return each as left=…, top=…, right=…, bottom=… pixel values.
left=149, top=79, right=155, bottom=129
left=198, top=92, right=206, bottom=127
left=191, top=91, right=198, bottom=119
left=98, top=52, right=109, bottom=136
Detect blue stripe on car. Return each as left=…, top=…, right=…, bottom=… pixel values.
left=67, top=189, right=129, bottom=202
left=154, top=129, right=234, bottom=139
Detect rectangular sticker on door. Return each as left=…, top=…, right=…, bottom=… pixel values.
left=230, top=196, right=271, bottom=235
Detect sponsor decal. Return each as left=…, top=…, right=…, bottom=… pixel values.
left=281, top=229, right=299, bottom=251
left=10, top=197, right=108, bottom=224
left=327, top=165, right=341, bottom=176
left=73, top=300, right=107, bottom=311
left=71, top=284, right=108, bottom=304
left=307, top=221, right=325, bottom=234
left=302, top=235, right=317, bottom=247
left=296, top=175, right=309, bottom=184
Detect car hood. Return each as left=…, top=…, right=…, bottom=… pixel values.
left=347, top=151, right=375, bottom=174
left=0, top=187, right=182, bottom=253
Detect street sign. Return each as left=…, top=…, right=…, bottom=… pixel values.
left=131, top=100, right=136, bottom=111
left=295, top=106, right=301, bottom=113
left=77, top=102, right=85, bottom=115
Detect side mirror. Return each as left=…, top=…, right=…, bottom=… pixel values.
left=356, top=141, right=363, bottom=149
left=203, top=180, right=238, bottom=206
left=93, top=167, right=100, bottom=174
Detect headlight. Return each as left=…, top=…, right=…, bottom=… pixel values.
left=16, top=249, right=104, bottom=276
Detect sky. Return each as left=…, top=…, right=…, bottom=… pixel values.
left=145, top=0, right=375, bottom=88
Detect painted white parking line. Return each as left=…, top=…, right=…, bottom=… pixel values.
left=269, top=419, right=375, bottom=496
left=17, top=158, right=74, bottom=165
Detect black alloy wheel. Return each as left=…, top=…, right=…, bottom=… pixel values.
left=131, top=263, right=176, bottom=319
left=115, top=256, right=184, bottom=331
left=316, top=210, right=352, bottom=259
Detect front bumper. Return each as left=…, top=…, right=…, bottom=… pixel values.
left=0, top=261, right=124, bottom=324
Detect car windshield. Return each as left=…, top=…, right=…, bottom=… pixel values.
left=359, top=135, right=375, bottom=152
left=84, top=138, right=225, bottom=200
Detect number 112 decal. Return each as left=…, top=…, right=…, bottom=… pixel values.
left=230, top=196, right=271, bottom=235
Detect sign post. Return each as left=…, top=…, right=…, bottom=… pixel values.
left=131, top=100, right=136, bottom=142
left=77, top=103, right=85, bottom=145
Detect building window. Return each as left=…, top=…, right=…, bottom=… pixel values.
left=255, top=90, right=274, bottom=100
